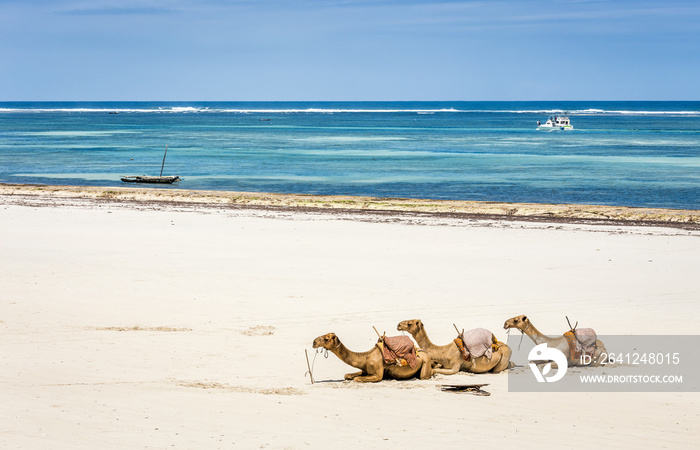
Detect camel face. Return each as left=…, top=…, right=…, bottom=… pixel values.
left=313, top=333, right=338, bottom=350
left=504, top=315, right=529, bottom=331
left=397, top=319, right=422, bottom=334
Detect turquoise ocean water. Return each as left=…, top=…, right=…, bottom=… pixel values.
left=0, top=101, right=698, bottom=209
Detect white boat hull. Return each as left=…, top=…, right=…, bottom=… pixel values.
left=537, top=125, right=573, bottom=131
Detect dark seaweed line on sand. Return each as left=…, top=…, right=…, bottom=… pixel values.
left=2, top=184, right=698, bottom=232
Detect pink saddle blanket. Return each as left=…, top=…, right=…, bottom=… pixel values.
left=379, top=335, right=418, bottom=369
left=457, top=328, right=494, bottom=360
left=564, top=328, right=597, bottom=362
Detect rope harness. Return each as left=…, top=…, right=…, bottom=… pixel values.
left=305, top=346, right=332, bottom=383
left=516, top=321, right=531, bottom=351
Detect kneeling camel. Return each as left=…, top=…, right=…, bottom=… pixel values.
left=312, top=333, right=433, bottom=382
left=396, top=319, right=512, bottom=374
left=503, top=315, right=607, bottom=366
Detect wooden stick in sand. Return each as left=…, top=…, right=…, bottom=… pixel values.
left=305, top=349, right=314, bottom=384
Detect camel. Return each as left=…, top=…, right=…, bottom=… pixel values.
left=396, top=319, right=512, bottom=374
left=503, top=315, right=607, bottom=366
left=312, top=333, right=433, bottom=382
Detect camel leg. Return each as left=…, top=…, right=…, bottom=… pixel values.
left=432, top=364, right=460, bottom=375
left=417, top=352, right=434, bottom=379
left=353, top=372, right=384, bottom=382
left=344, top=371, right=365, bottom=380
left=352, top=360, right=384, bottom=382
left=490, top=343, right=512, bottom=373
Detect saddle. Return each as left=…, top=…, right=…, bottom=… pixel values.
left=376, top=335, right=418, bottom=368
left=563, top=328, right=597, bottom=363
left=454, top=328, right=498, bottom=361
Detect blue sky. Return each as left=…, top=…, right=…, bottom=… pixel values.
left=1, top=0, right=699, bottom=101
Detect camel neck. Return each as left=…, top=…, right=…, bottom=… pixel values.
left=331, top=342, right=370, bottom=370
left=412, top=327, right=449, bottom=352
left=523, top=322, right=558, bottom=346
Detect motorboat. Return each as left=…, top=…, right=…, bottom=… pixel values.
left=537, top=114, right=573, bottom=130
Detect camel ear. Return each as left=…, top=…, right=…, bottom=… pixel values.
left=417, top=320, right=423, bottom=326
left=522, top=316, right=528, bottom=322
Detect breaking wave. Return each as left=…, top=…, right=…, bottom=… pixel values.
left=1, top=105, right=698, bottom=116
left=0, top=106, right=460, bottom=114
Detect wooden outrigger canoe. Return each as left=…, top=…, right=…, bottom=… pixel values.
left=122, top=144, right=181, bottom=185
left=120, top=175, right=181, bottom=184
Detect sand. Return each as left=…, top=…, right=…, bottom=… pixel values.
left=2, top=183, right=699, bottom=227
left=1, top=186, right=699, bottom=449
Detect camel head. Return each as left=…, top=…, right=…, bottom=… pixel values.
left=503, top=315, right=530, bottom=331
left=313, top=333, right=340, bottom=350
left=397, top=319, right=423, bottom=335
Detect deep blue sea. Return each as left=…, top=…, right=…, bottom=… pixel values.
left=1, top=101, right=698, bottom=209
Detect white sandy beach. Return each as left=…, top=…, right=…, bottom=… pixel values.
left=1, top=192, right=699, bottom=449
